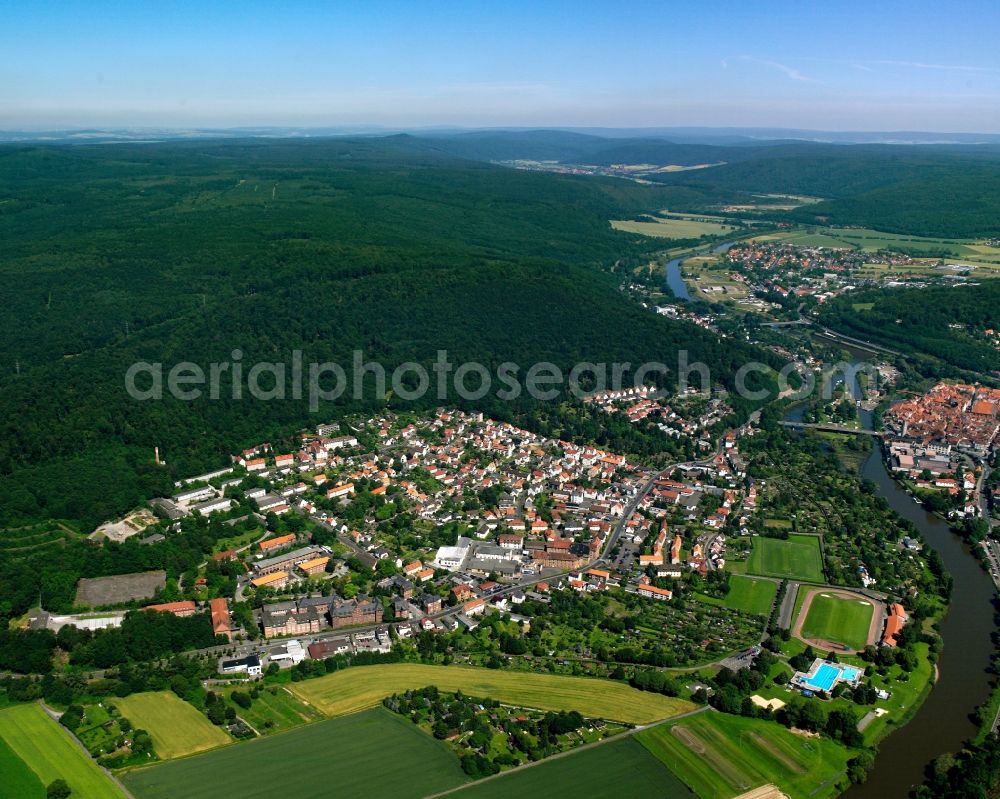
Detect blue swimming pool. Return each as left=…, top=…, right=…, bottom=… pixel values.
left=801, top=663, right=841, bottom=692
left=799, top=662, right=860, bottom=692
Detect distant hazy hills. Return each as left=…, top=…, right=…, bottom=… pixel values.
left=4, top=125, right=1000, bottom=146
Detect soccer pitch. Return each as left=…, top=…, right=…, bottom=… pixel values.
left=800, top=592, right=876, bottom=651
left=747, top=535, right=824, bottom=582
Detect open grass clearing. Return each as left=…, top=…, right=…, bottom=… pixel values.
left=747, top=535, right=824, bottom=582
left=112, top=692, right=231, bottom=759
left=693, top=575, right=778, bottom=617
left=122, top=709, right=467, bottom=799
left=637, top=711, right=849, bottom=799
left=289, top=663, right=694, bottom=724
left=0, top=703, right=124, bottom=799
left=612, top=216, right=739, bottom=240
left=220, top=685, right=323, bottom=735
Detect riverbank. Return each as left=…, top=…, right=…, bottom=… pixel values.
left=791, top=366, right=998, bottom=798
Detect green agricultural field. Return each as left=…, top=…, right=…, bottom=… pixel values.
left=0, top=703, right=124, bottom=799
left=637, top=711, right=849, bottom=799
left=747, top=535, right=824, bottom=582
left=220, top=685, right=323, bottom=735
left=112, top=692, right=231, bottom=759
left=450, top=735, right=695, bottom=799
left=611, top=216, right=736, bottom=240
left=289, top=663, right=693, bottom=724
left=694, top=575, right=778, bottom=617
left=122, top=709, right=468, bottom=799
left=0, top=736, right=45, bottom=799
left=800, top=592, right=876, bottom=650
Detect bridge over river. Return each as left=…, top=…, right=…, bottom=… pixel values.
left=778, top=420, right=884, bottom=437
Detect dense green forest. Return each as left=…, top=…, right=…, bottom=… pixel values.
left=402, top=131, right=1000, bottom=239
left=0, top=139, right=778, bottom=533
left=819, top=282, right=1000, bottom=375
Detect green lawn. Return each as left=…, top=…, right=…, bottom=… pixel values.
left=694, top=575, right=778, bottom=617
left=289, top=663, right=693, bottom=724
left=451, top=736, right=695, bottom=799
left=112, top=692, right=231, bottom=759
left=799, top=592, right=875, bottom=650
left=219, top=685, right=323, bottom=735
left=747, top=535, right=824, bottom=582
left=637, top=711, right=849, bottom=799
left=122, top=709, right=468, bottom=799
left=0, top=736, right=45, bottom=799
left=0, top=703, right=124, bottom=799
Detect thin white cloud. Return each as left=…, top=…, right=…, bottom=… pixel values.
left=733, top=56, right=812, bottom=82
left=874, top=60, right=998, bottom=73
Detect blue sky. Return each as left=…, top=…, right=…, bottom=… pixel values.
left=2, top=0, right=999, bottom=131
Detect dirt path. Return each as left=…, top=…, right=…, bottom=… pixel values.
left=733, top=785, right=790, bottom=799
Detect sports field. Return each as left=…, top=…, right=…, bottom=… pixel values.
left=112, top=691, right=231, bottom=759
left=289, top=663, right=693, bottom=723
left=637, top=711, right=849, bottom=799
left=451, top=735, right=695, bottom=799
left=0, top=703, right=124, bottom=799
left=800, top=592, right=876, bottom=651
left=694, top=575, right=777, bottom=616
left=122, top=709, right=468, bottom=799
left=747, top=535, right=824, bottom=582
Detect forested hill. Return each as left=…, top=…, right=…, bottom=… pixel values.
left=0, top=139, right=776, bottom=530
left=408, top=131, right=1000, bottom=239
left=819, top=282, right=1000, bottom=375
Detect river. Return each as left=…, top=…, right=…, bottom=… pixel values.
left=665, top=241, right=738, bottom=300
left=785, top=364, right=996, bottom=797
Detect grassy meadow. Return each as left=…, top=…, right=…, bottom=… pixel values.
left=637, top=711, right=849, bottom=799
left=289, top=663, right=693, bottom=723
left=612, top=215, right=737, bottom=239
left=218, top=684, right=323, bottom=735
left=112, top=692, right=231, bottom=759
left=694, top=575, right=778, bottom=617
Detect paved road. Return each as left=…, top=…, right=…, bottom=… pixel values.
left=596, top=442, right=724, bottom=567
left=777, top=581, right=800, bottom=629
